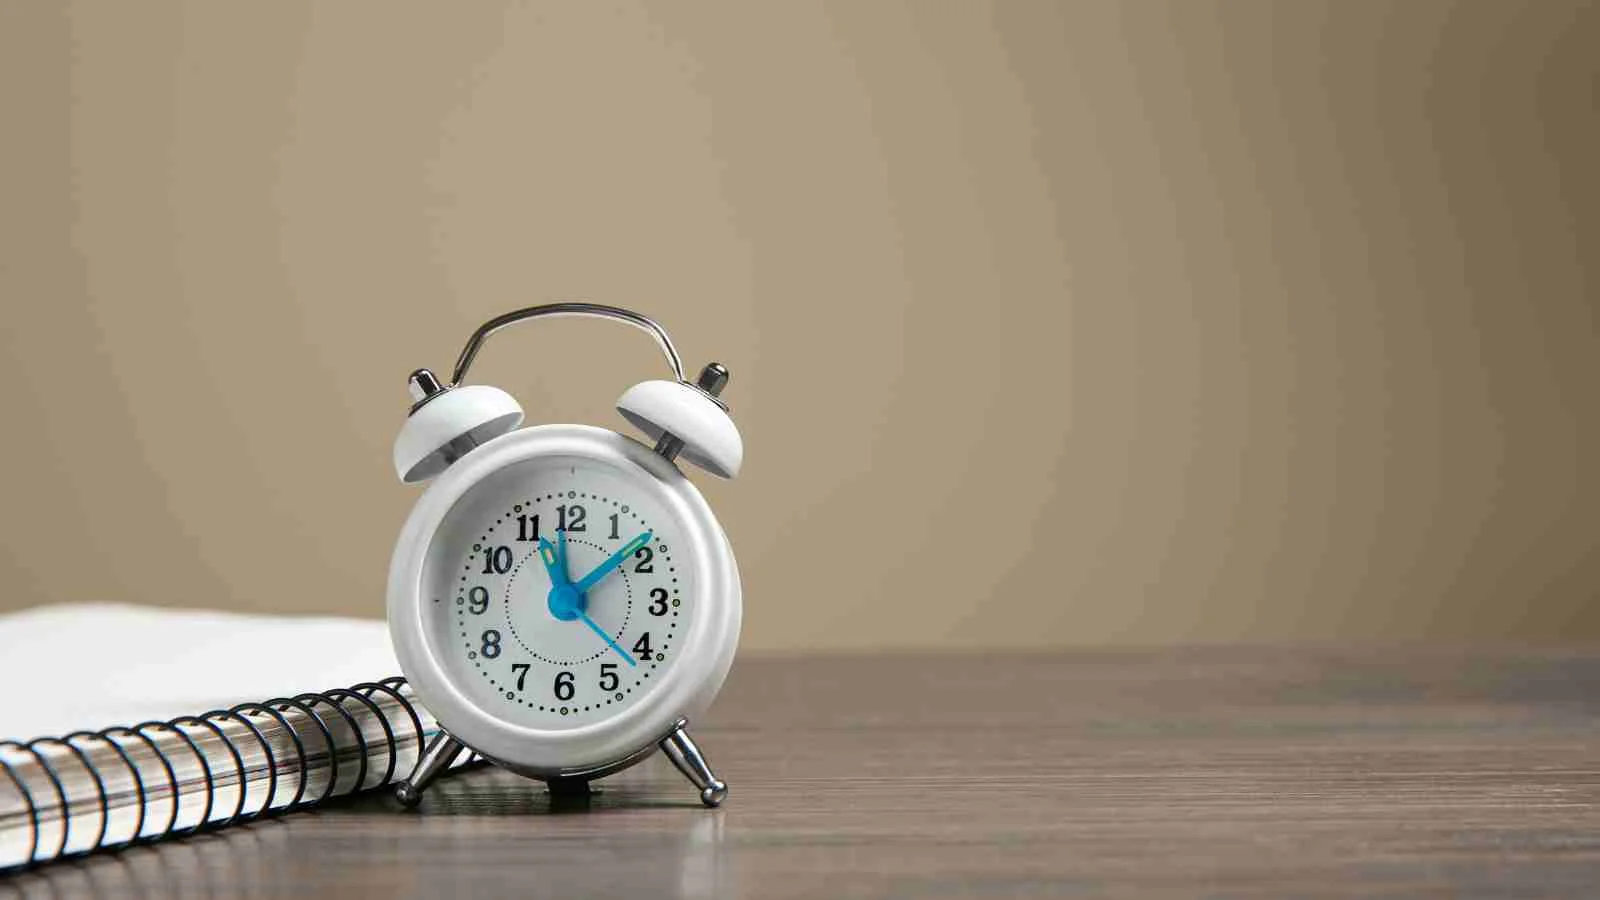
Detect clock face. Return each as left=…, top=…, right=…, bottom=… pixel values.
left=420, top=454, right=690, bottom=729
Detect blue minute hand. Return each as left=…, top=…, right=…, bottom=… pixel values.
left=574, top=531, right=653, bottom=593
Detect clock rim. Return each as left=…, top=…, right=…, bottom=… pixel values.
left=387, top=423, right=741, bottom=774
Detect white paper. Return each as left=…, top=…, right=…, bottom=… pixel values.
left=0, top=603, right=397, bottom=740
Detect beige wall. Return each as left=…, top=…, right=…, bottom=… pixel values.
left=1, top=1, right=1596, bottom=649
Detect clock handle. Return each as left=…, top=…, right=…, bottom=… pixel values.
left=449, top=303, right=687, bottom=386
left=398, top=302, right=741, bottom=482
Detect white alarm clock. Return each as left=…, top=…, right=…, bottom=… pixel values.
left=385, top=304, right=742, bottom=808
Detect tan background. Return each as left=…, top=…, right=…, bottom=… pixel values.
left=1, top=1, right=1596, bottom=649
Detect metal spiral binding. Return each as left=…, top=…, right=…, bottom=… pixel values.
left=0, top=675, right=471, bottom=872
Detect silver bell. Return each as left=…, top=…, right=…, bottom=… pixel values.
left=392, top=369, right=524, bottom=483
left=617, top=364, right=743, bottom=479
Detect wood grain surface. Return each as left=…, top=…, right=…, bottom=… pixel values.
left=4, top=649, right=1599, bottom=898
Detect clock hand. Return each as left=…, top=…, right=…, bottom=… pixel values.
left=579, top=612, right=638, bottom=667
left=536, top=536, right=570, bottom=586
left=537, top=534, right=588, bottom=621
left=573, top=531, right=653, bottom=593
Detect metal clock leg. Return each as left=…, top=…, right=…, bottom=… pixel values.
left=395, top=731, right=466, bottom=808
left=659, top=721, right=728, bottom=808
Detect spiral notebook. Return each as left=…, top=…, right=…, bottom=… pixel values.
left=0, top=605, right=470, bottom=872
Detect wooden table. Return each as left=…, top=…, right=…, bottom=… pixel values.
left=5, top=649, right=1599, bottom=898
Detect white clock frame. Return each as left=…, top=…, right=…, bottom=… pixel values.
left=384, top=303, right=745, bottom=808
left=388, top=424, right=742, bottom=778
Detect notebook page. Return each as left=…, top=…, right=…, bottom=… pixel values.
left=0, top=604, right=397, bottom=740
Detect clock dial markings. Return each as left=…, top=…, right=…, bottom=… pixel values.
left=428, top=457, right=686, bottom=727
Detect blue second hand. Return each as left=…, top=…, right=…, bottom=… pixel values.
left=581, top=613, right=637, bottom=666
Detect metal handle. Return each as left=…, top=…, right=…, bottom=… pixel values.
left=450, top=303, right=686, bottom=386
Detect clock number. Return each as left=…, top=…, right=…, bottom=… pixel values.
left=632, top=632, right=653, bottom=660
left=633, top=546, right=654, bottom=573
left=481, top=545, right=512, bottom=574
left=467, top=585, right=489, bottom=615
left=515, top=514, right=540, bottom=542
left=608, top=513, right=620, bottom=540
left=481, top=630, right=502, bottom=658
left=648, top=588, right=669, bottom=616
left=554, top=671, right=575, bottom=701
left=511, top=663, right=530, bottom=690
left=599, top=663, right=619, bottom=692
left=557, top=504, right=586, bottom=532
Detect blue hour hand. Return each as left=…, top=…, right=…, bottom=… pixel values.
left=539, top=534, right=588, bottom=621
left=536, top=536, right=569, bottom=586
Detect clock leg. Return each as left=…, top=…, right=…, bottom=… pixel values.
left=659, top=721, right=728, bottom=808
left=395, top=730, right=466, bottom=808
left=546, top=775, right=593, bottom=798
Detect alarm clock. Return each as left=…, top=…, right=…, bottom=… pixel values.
left=385, top=303, right=742, bottom=808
